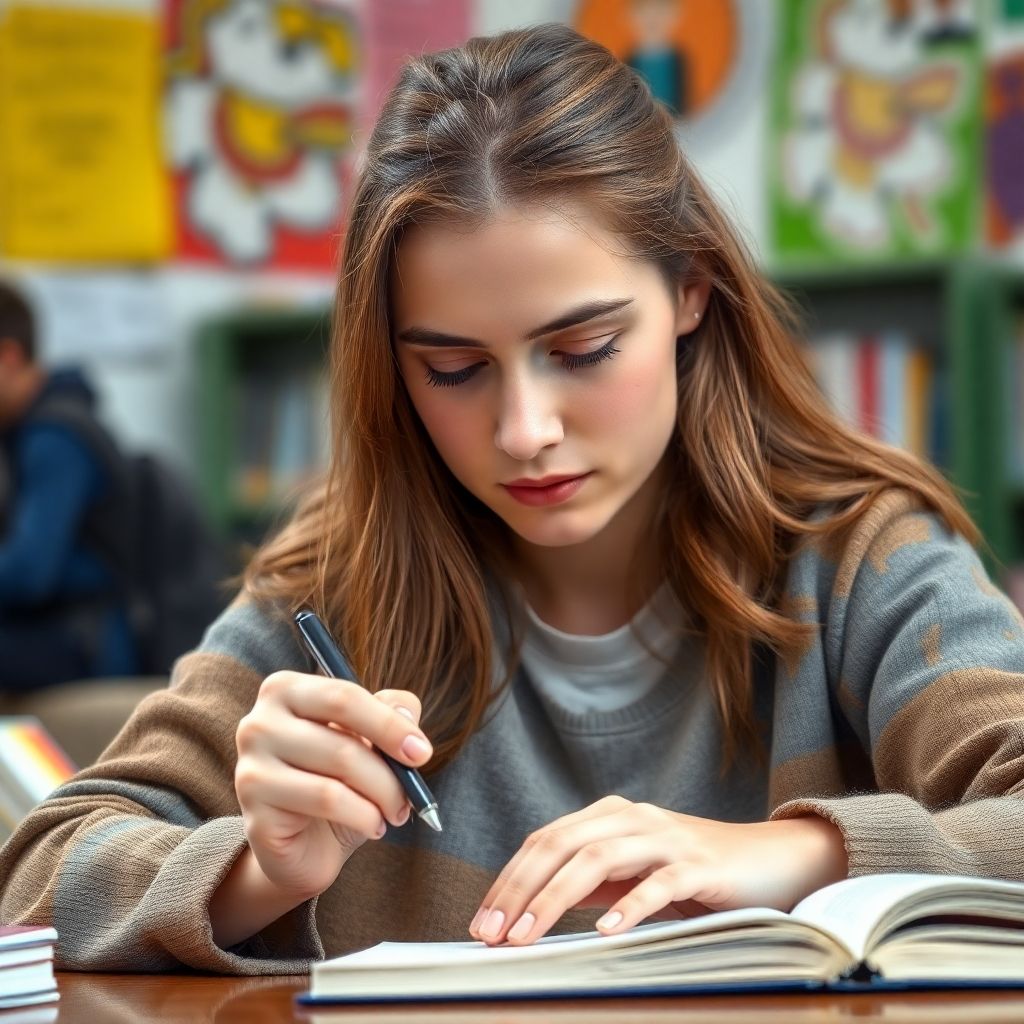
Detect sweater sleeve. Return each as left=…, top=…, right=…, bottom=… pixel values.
left=770, top=490, right=1024, bottom=879
left=0, top=596, right=324, bottom=974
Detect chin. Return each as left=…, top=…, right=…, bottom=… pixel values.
left=503, top=509, right=609, bottom=549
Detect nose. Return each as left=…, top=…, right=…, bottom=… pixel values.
left=493, top=370, right=563, bottom=462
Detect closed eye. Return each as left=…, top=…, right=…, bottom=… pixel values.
left=423, top=336, right=622, bottom=389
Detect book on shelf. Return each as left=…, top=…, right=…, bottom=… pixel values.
left=299, top=873, right=1024, bottom=1005
left=0, top=718, right=76, bottom=844
left=235, top=367, right=277, bottom=509
left=234, top=365, right=330, bottom=514
left=0, top=925, right=59, bottom=1015
left=806, top=331, right=940, bottom=462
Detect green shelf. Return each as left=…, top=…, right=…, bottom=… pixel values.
left=196, top=306, right=331, bottom=542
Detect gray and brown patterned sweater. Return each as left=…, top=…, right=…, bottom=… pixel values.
left=1, top=489, right=1023, bottom=974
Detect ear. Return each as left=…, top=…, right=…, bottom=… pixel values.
left=674, top=278, right=712, bottom=338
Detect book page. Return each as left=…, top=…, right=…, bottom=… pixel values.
left=790, top=872, right=1023, bottom=961
left=321, top=908, right=791, bottom=972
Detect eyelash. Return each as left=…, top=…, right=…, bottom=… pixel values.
left=423, top=337, right=622, bottom=389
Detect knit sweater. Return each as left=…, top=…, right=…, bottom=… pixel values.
left=2, top=489, right=1023, bottom=974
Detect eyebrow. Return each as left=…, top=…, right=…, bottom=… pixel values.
left=395, top=297, right=634, bottom=348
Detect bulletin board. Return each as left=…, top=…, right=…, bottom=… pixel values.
left=0, top=3, right=171, bottom=262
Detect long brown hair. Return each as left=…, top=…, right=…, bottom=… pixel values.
left=246, top=23, right=978, bottom=770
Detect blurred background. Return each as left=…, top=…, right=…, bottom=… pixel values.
left=0, top=0, right=1023, bottom=778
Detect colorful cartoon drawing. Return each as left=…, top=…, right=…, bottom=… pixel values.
left=623, top=0, right=690, bottom=116
left=986, top=52, right=1024, bottom=249
left=773, top=0, right=980, bottom=260
left=165, top=0, right=359, bottom=267
left=575, top=0, right=738, bottom=122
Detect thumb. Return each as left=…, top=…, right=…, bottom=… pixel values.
left=374, top=689, right=423, bottom=728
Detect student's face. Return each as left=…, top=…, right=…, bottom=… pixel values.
left=391, top=203, right=706, bottom=551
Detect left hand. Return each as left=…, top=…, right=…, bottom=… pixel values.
left=469, top=795, right=848, bottom=946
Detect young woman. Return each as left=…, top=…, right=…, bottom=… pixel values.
left=2, top=23, right=1022, bottom=974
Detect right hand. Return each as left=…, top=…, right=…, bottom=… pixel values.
left=234, top=671, right=434, bottom=900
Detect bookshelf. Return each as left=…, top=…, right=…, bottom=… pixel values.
left=195, top=308, right=331, bottom=547
left=772, top=257, right=1024, bottom=583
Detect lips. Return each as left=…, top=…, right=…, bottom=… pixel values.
left=503, top=473, right=587, bottom=488
left=501, top=472, right=592, bottom=508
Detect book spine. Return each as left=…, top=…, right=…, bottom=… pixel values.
left=880, top=331, right=908, bottom=449
left=905, top=348, right=931, bottom=458
left=857, top=335, right=880, bottom=438
left=815, top=332, right=858, bottom=428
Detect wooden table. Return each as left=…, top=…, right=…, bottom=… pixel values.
left=51, top=973, right=1024, bottom=1023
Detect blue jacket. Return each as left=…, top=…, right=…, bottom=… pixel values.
left=0, top=369, right=137, bottom=682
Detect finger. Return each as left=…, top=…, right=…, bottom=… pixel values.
left=274, top=672, right=433, bottom=767
left=374, top=690, right=423, bottom=726
left=472, top=805, right=660, bottom=943
left=472, top=797, right=634, bottom=927
left=238, top=764, right=388, bottom=841
left=595, top=865, right=723, bottom=934
left=501, top=836, right=666, bottom=945
left=271, top=719, right=410, bottom=826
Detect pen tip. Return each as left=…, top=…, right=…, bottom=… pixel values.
left=420, top=807, right=443, bottom=832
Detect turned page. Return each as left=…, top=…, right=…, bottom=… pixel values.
left=788, top=873, right=1024, bottom=963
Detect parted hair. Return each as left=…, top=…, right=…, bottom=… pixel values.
left=245, top=23, right=978, bottom=771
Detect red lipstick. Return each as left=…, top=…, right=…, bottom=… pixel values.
left=501, top=472, right=592, bottom=507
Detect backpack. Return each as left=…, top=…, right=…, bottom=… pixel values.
left=14, top=385, right=229, bottom=675
left=126, top=453, right=229, bottom=675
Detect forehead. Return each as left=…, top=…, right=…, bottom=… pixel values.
left=390, top=204, right=644, bottom=331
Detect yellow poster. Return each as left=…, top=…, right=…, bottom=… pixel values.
left=0, top=4, right=171, bottom=261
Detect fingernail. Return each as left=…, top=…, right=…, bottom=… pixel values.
left=469, top=907, right=486, bottom=933
left=375, top=820, right=387, bottom=838
left=596, top=910, right=623, bottom=931
left=396, top=707, right=415, bottom=721
left=396, top=804, right=411, bottom=826
left=480, top=909, right=505, bottom=939
left=507, top=912, right=535, bottom=942
left=401, top=734, right=431, bottom=761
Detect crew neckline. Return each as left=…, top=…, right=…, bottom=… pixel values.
left=522, top=580, right=685, bottom=672
left=515, top=581, right=702, bottom=734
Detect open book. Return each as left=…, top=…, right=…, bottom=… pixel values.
left=301, top=873, right=1024, bottom=1003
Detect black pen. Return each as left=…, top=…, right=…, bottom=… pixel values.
left=294, top=609, right=443, bottom=832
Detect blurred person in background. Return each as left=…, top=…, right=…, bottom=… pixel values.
left=0, top=280, right=138, bottom=693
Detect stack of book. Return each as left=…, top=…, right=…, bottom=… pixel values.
left=0, top=925, right=58, bottom=1016
left=0, top=717, right=76, bottom=844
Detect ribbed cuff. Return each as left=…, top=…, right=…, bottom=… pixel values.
left=769, top=792, right=972, bottom=877
left=147, top=815, right=323, bottom=974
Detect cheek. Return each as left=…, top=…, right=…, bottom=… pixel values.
left=409, top=387, right=482, bottom=470
left=585, top=338, right=677, bottom=431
